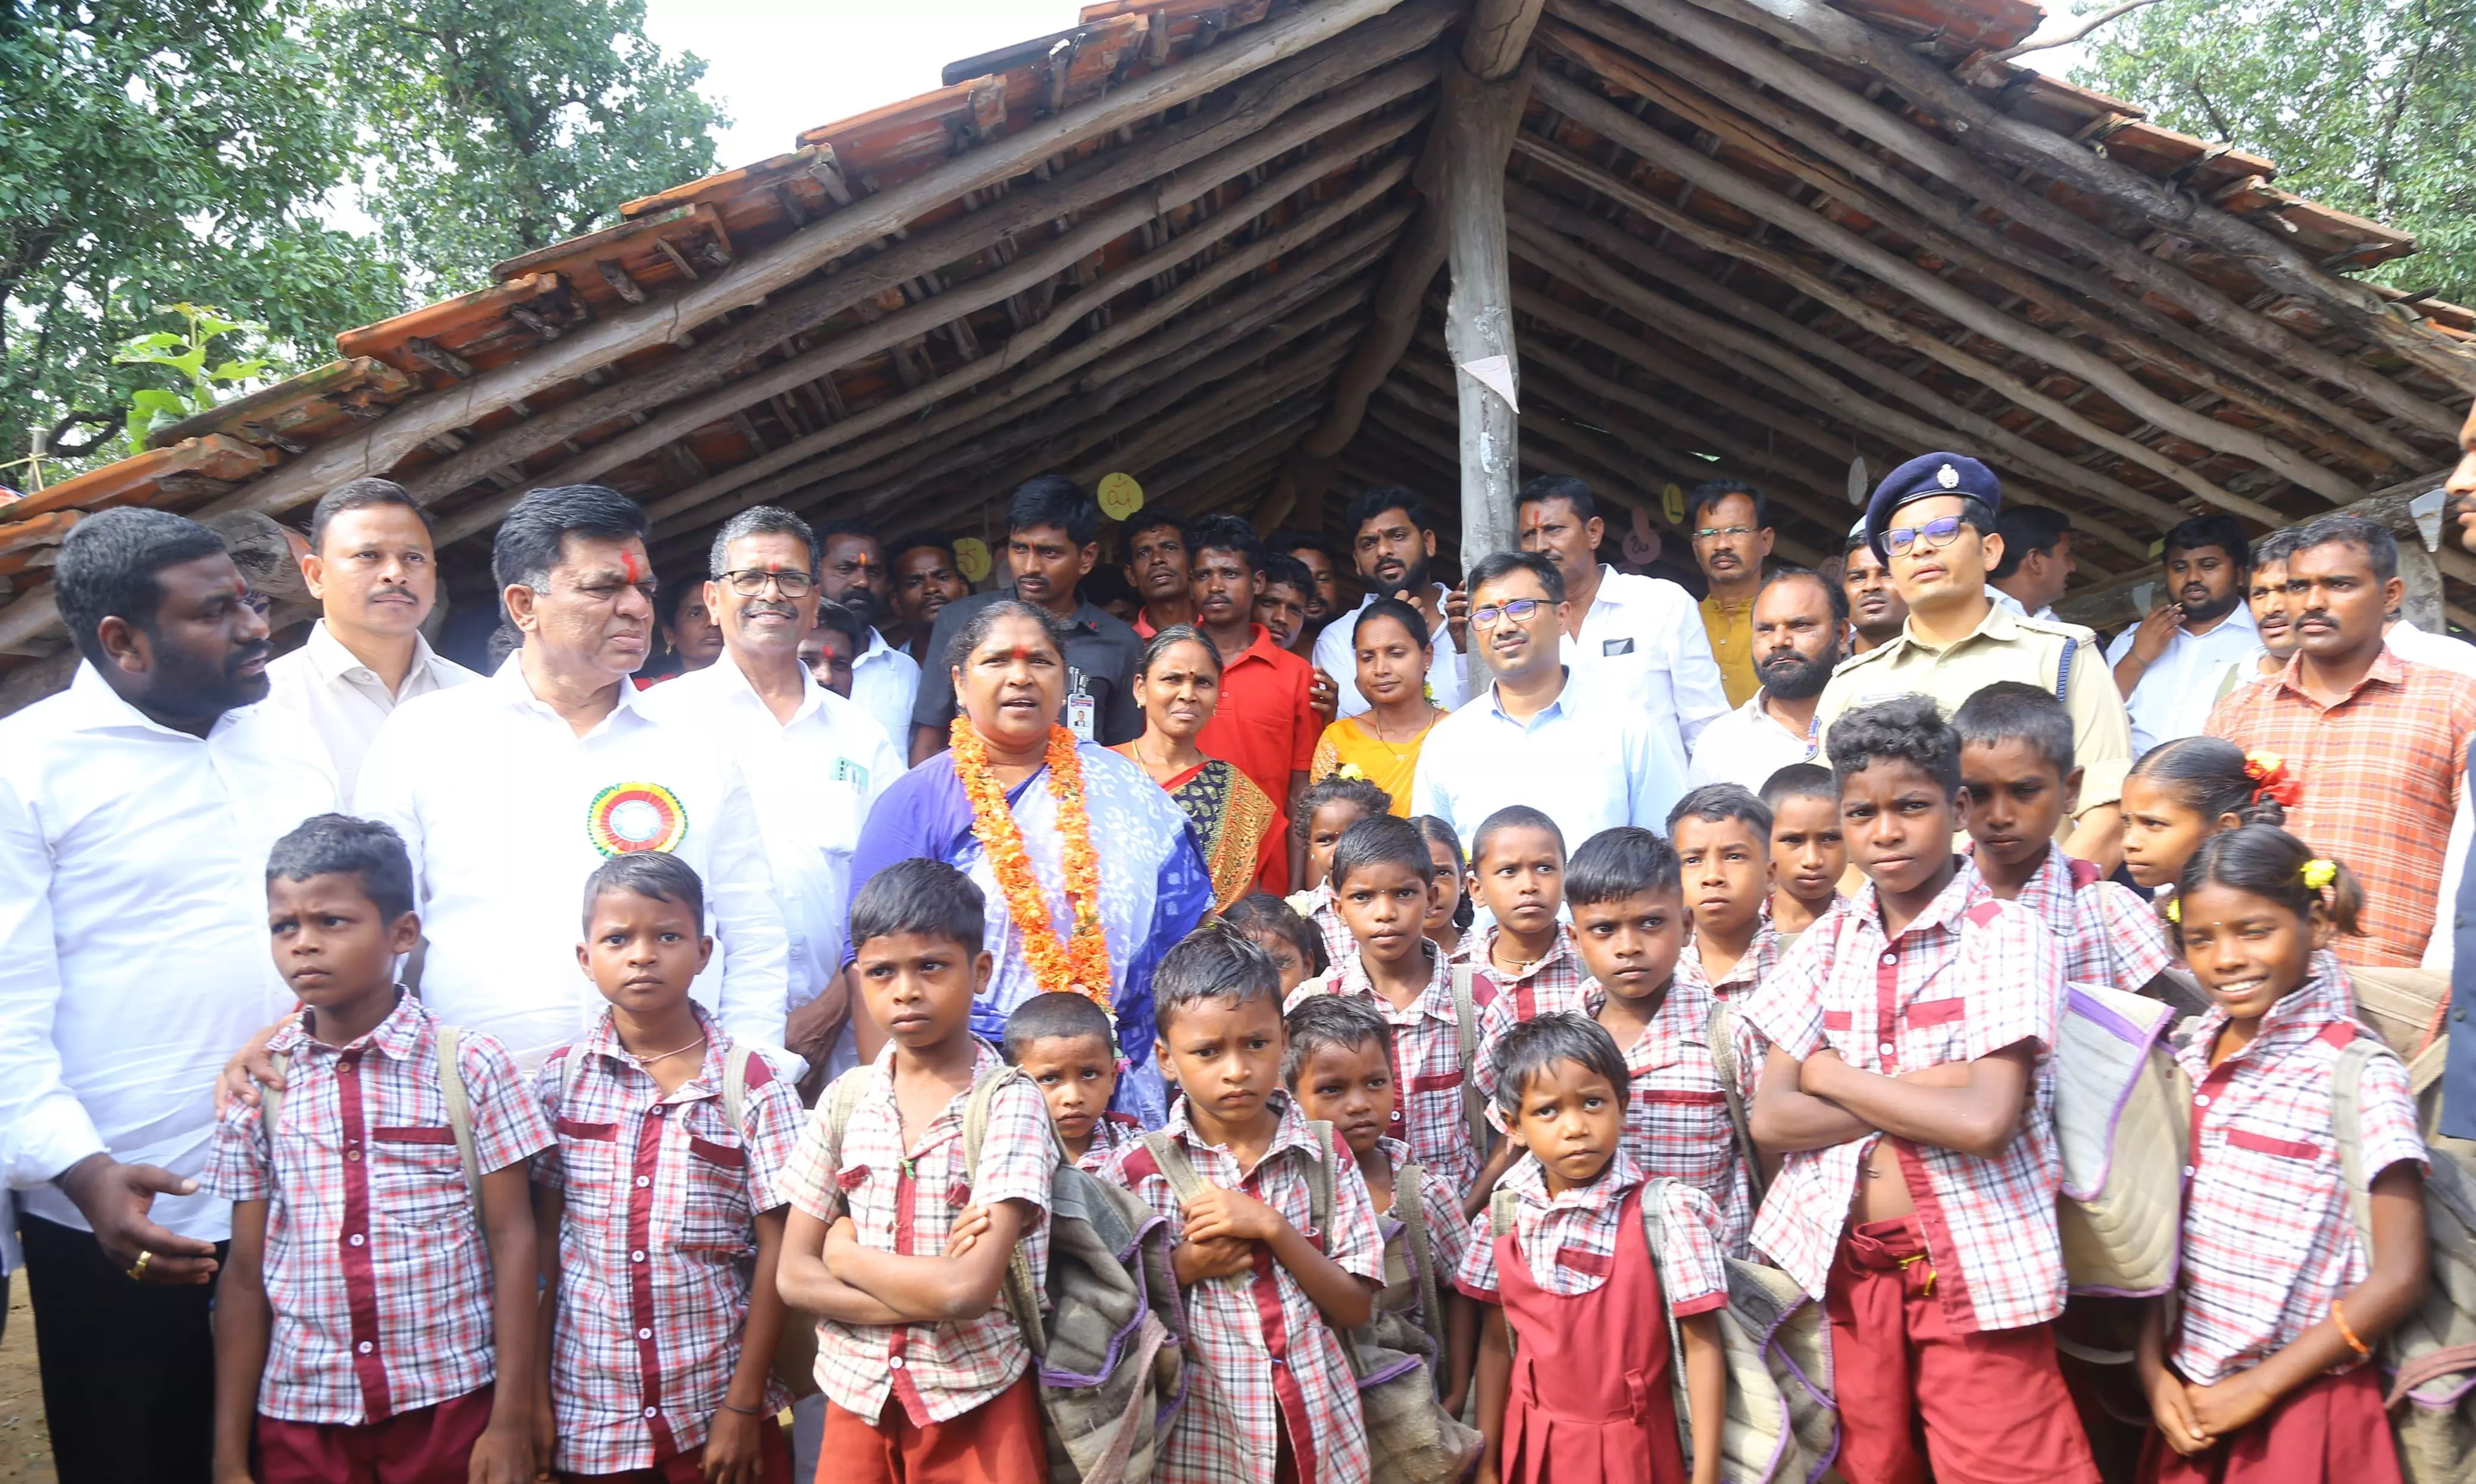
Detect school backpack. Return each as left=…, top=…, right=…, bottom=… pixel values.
left=1144, top=1120, right=1483, bottom=1484
left=1705, top=999, right=1766, bottom=1210
left=1448, top=963, right=1493, bottom=1159
left=1490, top=1178, right=1837, bottom=1484
left=2052, top=980, right=2191, bottom=1298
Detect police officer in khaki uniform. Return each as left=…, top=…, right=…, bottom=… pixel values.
left=1814, top=452, right=2133, bottom=869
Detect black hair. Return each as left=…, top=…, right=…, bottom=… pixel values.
left=267, top=813, right=417, bottom=922
left=54, top=508, right=232, bottom=665
left=1282, top=993, right=1393, bottom=1088
left=849, top=857, right=986, bottom=954
left=1137, top=622, right=1223, bottom=677
left=1330, top=813, right=1435, bottom=891
left=493, top=484, right=650, bottom=593
left=2126, top=736, right=2288, bottom=829
left=1184, top=513, right=1265, bottom=575
left=1155, top=920, right=1283, bottom=1025
left=1222, top=891, right=1328, bottom=976
left=1824, top=693, right=1961, bottom=794
left=1007, top=474, right=1102, bottom=548
left=1121, top=509, right=1187, bottom=549
left=2162, top=514, right=2252, bottom=572
left=1342, top=487, right=1433, bottom=543
left=1687, top=478, right=1768, bottom=531
left=1842, top=524, right=1877, bottom=559
left=485, top=621, right=523, bottom=669
left=1988, top=506, right=2072, bottom=580
left=1759, top=565, right=1849, bottom=626
left=2175, top=825, right=2364, bottom=941
left=664, top=577, right=709, bottom=627
left=888, top=529, right=960, bottom=569
left=1080, top=563, right=1138, bottom=611
left=1411, top=815, right=1475, bottom=931
left=2251, top=527, right=2302, bottom=569
left=709, top=505, right=820, bottom=580
left=1488, top=1011, right=1630, bottom=1114
left=1564, top=826, right=1681, bottom=907
left=945, top=597, right=1071, bottom=676
left=1952, top=680, right=2075, bottom=777
left=1761, top=762, right=1839, bottom=813
left=814, top=599, right=867, bottom=653
left=1001, top=991, right=1117, bottom=1062
left=814, top=517, right=879, bottom=549
left=1667, top=783, right=1772, bottom=840
left=1293, top=774, right=1394, bottom=842
left=2287, top=512, right=2397, bottom=584
left=1270, top=528, right=1343, bottom=570
left=580, top=851, right=706, bottom=934
left=1515, top=474, right=1597, bottom=524
left=1352, top=596, right=1432, bottom=650
left=310, top=477, right=433, bottom=552
left=1261, top=552, right=1314, bottom=597
left=1464, top=549, right=1565, bottom=606
left=1473, top=804, right=1565, bottom=863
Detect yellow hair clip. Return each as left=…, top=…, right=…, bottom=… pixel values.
left=2301, top=858, right=2338, bottom=891
left=2164, top=898, right=2181, bottom=925
left=1334, top=762, right=1368, bottom=782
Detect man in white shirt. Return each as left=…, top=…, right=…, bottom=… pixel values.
left=2107, top=515, right=2261, bottom=756
left=1513, top=474, right=1731, bottom=760
left=354, top=484, right=790, bottom=1070
left=1311, top=488, right=1472, bottom=716
left=636, top=507, right=904, bottom=1087
left=260, top=477, right=477, bottom=797
left=0, top=509, right=338, bottom=1478
left=1686, top=568, right=1844, bottom=795
left=814, top=518, right=921, bottom=753
left=1987, top=505, right=2075, bottom=622
left=1412, top=551, right=1687, bottom=851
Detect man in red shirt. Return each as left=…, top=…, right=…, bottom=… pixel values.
left=1187, top=514, right=1318, bottom=882
left=1122, top=510, right=1194, bottom=637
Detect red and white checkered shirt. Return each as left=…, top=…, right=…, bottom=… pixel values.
left=1076, top=1111, right=1144, bottom=1175
left=1680, top=919, right=1783, bottom=1002
left=2171, top=955, right=2427, bottom=1386
left=1286, top=944, right=1490, bottom=1194
left=1375, top=1135, right=1472, bottom=1287
left=1568, top=975, right=1756, bottom=1256
left=776, top=1040, right=1056, bottom=1424
left=532, top=1010, right=806, bottom=1473
left=204, top=994, right=551, bottom=1424
left=1963, top=844, right=2174, bottom=995
left=1287, top=882, right=1355, bottom=971
left=1738, top=869, right=2069, bottom=1332
left=1472, top=923, right=1587, bottom=1020
left=1452, top=1149, right=1728, bottom=1315
left=1099, top=1094, right=1384, bottom=1484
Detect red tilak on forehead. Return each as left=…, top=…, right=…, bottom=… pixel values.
left=1011, top=644, right=1034, bottom=662
left=621, top=550, right=643, bottom=583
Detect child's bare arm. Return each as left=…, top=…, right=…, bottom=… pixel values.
left=210, top=1201, right=272, bottom=1484
left=2135, top=1292, right=2208, bottom=1455
left=822, top=1199, right=1033, bottom=1323
left=2186, top=1161, right=2428, bottom=1442
left=471, top=1163, right=538, bottom=1484
left=1170, top=1233, right=1257, bottom=1286
left=705, top=1207, right=790, bottom=1484
left=1180, top=1184, right=1375, bottom=1330
left=776, top=1206, right=909, bottom=1325
left=1678, top=1311, right=1727, bottom=1484
left=1748, top=1043, right=1875, bottom=1151
left=1462, top=1138, right=1521, bottom=1221
left=1443, top=1289, right=1478, bottom=1417
left=1474, top=1304, right=1511, bottom=1484
left=1797, top=1043, right=2034, bottom=1159
left=528, top=1184, right=563, bottom=1472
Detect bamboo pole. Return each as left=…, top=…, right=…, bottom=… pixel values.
left=1440, top=57, right=1533, bottom=578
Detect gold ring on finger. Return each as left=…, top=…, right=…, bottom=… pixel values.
left=127, top=1250, right=153, bottom=1282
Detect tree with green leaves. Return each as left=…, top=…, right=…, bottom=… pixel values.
left=2077, top=0, right=2476, bottom=307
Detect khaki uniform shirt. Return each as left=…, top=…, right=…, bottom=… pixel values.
left=1813, top=602, right=2132, bottom=811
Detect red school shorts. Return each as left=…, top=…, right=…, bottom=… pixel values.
left=254, top=1385, right=495, bottom=1484
left=820, top=1373, right=1048, bottom=1484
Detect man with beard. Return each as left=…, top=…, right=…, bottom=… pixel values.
left=815, top=518, right=921, bottom=754
left=0, top=509, right=338, bottom=1480
left=1255, top=552, right=1314, bottom=653
left=2106, top=515, right=2259, bottom=756
left=885, top=530, right=969, bottom=666
left=1310, top=488, right=1474, bottom=716
left=1688, top=478, right=1776, bottom=706
left=1684, top=568, right=1846, bottom=794
left=1271, top=529, right=1346, bottom=647
left=1840, top=518, right=1907, bottom=653
left=1121, top=509, right=1194, bottom=635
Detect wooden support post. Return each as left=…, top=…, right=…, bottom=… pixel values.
left=1440, top=57, right=1532, bottom=585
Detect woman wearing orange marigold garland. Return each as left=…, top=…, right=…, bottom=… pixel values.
left=850, top=599, right=1212, bottom=1120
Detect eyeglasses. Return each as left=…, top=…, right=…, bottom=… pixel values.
left=1470, top=597, right=1545, bottom=628
left=1881, top=515, right=1969, bottom=558
left=720, top=567, right=817, bottom=596
left=1693, top=525, right=1758, bottom=540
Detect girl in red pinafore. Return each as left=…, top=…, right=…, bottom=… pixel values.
left=1456, top=1012, right=1728, bottom=1484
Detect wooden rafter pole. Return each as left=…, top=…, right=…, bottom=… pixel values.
left=1440, top=55, right=1534, bottom=578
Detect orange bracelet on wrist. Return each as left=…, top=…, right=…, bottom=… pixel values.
left=2331, top=1298, right=2371, bottom=1358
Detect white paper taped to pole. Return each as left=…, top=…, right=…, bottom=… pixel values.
left=1458, top=354, right=1520, bottom=413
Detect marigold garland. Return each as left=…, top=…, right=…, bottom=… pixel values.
left=951, top=714, right=1112, bottom=1006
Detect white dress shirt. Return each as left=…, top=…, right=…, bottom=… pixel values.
left=354, top=656, right=790, bottom=1070
left=2388, top=619, right=2476, bottom=971
left=2103, top=604, right=2261, bottom=756
left=1559, top=566, right=1732, bottom=759
left=1410, top=669, right=1689, bottom=853
left=261, top=620, right=478, bottom=800
left=1986, top=586, right=2058, bottom=622
left=1311, top=583, right=1473, bottom=718
left=0, top=664, right=339, bottom=1241
left=1684, top=688, right=1821, bottom=796
left=848, top=627, right=923, bottom=753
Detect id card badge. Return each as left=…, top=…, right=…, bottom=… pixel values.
left=1067, top=691, right=1096, bottom=742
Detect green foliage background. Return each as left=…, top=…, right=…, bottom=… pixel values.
left=0, top=0, right=721, bottom=477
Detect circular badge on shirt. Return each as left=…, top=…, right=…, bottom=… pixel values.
left=586, top=782, right=687, bottom=856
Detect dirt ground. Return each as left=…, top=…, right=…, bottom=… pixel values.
left=0, top=1274, right=52, bottom=1482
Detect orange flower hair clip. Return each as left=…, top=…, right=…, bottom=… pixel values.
left=2241, top=750, right=2302, bottom=810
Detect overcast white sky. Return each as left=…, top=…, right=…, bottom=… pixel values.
left=639, top=0, right=2097, bottom=174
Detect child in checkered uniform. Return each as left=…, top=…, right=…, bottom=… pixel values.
left=1223, top=891, right=1329, bottom=998
left=1467, top=806, right=1586, bottom=1017
left=1411, top=815, right=1477, bottom=967
left=1100, top=925, right=1383, bottom=1484
left=1001, top=991, right=1136, bottom=1174
left=2142, top=828, right=2427, bottom=1482
left=1670, top=786, right=1787, bottom=1003
left=774, top=859, right=1058, bottom=1483
left=1285, top=773, right=1392, bottom=970
left=1740, top=695, right=2100, bottom=1483
left=1760, top=765, right=1845, bottom=948
left=208, top=816, right=551, bottom=1484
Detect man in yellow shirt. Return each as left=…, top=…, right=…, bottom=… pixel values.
left=1690, top=479, right=1774, bottom=707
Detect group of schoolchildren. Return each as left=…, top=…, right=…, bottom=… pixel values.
left=210, top=680, right=2433, bottom=1484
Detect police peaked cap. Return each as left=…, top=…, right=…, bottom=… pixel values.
left=1863, top=452, right=2001, bottom=561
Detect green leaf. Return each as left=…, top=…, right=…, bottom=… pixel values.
left=125, top=389, right=190, bottom=453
